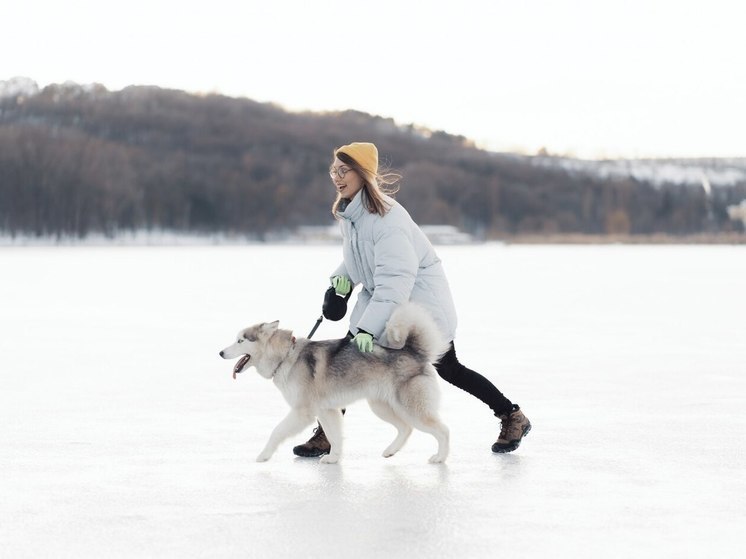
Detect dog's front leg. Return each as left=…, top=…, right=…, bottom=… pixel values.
left=317, top=409, right=344, bottom=464
left=256, top=410, right=313, bottom=462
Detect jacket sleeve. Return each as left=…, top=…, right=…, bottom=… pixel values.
left=356, top=226, right=418, bottom=338
left=330, top=261, right=349, bottom=283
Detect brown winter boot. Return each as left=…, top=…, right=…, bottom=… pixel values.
left=293, top=423, right=330, bottom=457
left=492, top=405, right=531, bottom=453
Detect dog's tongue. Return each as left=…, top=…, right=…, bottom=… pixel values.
left=232, top=354, right=251, bottom=379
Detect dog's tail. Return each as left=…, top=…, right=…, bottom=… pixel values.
left=384, top=303, right=450, bottom=363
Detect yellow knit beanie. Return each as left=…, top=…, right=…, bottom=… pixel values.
left=335, top=142, right=379, bottom=176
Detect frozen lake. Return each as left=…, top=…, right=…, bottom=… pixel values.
left=1, top=243, right=745, bottom=558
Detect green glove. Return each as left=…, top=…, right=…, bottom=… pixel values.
left=331, top=275, right=352, bottom=296
left=353, top=332, right=374, bottom=353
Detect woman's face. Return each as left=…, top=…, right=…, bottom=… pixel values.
left=329, top=157, right=364, bottom=198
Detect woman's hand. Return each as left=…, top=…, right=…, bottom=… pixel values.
left=352, top=332, right=374, bottom=352
left=331, top=275, right=352, bottom=296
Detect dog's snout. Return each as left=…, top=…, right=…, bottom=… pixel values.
left=219, top=350, right=225, bottom=358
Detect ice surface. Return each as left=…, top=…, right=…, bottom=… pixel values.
left=1, top=244, right=745, bottom=558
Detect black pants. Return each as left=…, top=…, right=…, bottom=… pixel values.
left=435, top=342, right=514, bottom=417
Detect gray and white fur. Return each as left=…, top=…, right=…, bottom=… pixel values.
left=219, top=303, right=451, bottom=464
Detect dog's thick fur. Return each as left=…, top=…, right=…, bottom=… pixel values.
left=220, top=303, right=451, bottom=464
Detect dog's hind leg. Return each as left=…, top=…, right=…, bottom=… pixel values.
left=317, top=409, right=344, bottom=464
left=256, top=410, right=314, bottom=462
left=395, top=376, right=449, bottom=463
left=402, top=411, right=450, bottom=464
left=368, top=399, right=413, bottom=458
left=419, top=416, right=449, bottom=464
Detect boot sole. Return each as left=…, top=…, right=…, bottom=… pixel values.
left=491, top=423, right=531, bottom=454
left=292, top=446, right=330, bottom=458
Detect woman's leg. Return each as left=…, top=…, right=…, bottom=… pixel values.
left=436, top=342, right=531, bottom=452
left=435, top=341, right=514, bottom=416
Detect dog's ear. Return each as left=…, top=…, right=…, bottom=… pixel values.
left=262, top=320, right=279, bottom=332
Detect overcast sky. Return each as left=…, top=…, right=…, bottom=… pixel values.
left=3, top=0, right=745, bottom=159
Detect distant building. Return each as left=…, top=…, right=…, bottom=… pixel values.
left=726, top=200, right=746, bottom=229
left=290, top=224, right=473, bottom=244
left=420, top=225, right=473, bottom=244
left=291, top=226, right=342, bottom=243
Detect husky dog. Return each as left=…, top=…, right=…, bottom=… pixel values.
left=219, top=303, right=451, bottom=464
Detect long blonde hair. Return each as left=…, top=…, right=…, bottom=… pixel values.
left=331, top=151, right=401, bottom=217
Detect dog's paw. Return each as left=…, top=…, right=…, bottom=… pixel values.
left=256, top=453, right=272, bottom=462
left=320, top=454, right=340, bottom=464
left=382, top=448, right=398, bottom=458
left=428, top=454, right=446, bottom=464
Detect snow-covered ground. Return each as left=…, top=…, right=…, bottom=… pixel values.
left=1, top=244, right=745, bottom=558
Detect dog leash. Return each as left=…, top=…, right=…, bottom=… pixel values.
left=307, top=315, right=323, bottom=339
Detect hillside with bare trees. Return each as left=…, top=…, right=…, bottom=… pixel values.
left=1, top=80, right=744, bottom=239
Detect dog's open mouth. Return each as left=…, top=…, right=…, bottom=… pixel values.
left=232, top=354, right=251, bottom=379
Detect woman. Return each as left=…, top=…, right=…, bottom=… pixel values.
left=293, top=142, right=530, bottom=457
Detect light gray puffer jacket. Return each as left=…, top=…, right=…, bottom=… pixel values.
left=332, top=191, right=457, bottom=347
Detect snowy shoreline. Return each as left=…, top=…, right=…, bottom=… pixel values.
left=2, top=231, right=744, bottom=247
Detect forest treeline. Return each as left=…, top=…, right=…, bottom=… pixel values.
left=1, top=82, right=744, bottom=238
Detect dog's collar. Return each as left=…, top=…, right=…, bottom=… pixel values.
left=271, top=335, right=296, bottom=378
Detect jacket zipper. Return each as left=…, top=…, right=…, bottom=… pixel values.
left=350, top=221, right=367, bottom=288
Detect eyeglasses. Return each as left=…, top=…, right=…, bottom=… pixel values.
left=329, top=166, right=353, bottom=179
